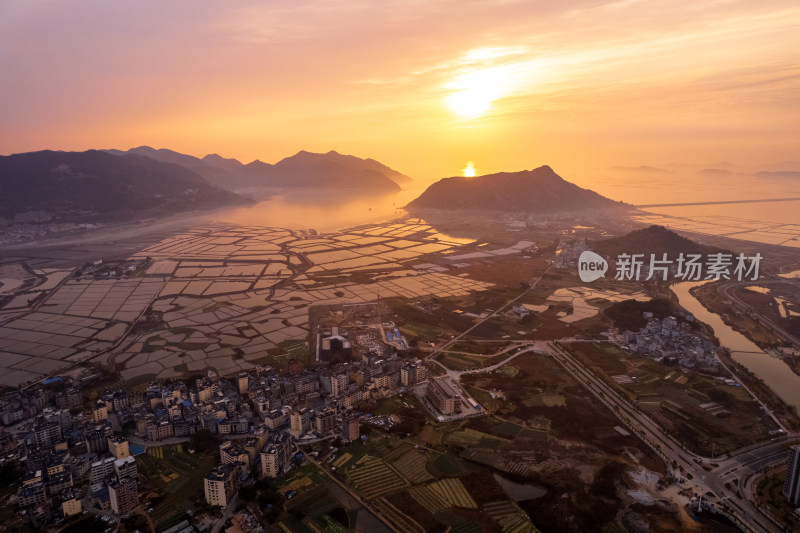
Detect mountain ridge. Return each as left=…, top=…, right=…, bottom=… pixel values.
left=104, top=146, right=410, bottom=191
left=406, top=165, right=625, bottom=212
left=590, top=225, right=717, bottom=259
left=0, top=149, right=246, bottom=222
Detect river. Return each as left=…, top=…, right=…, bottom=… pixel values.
left=671, top=281, right=800, bottom=412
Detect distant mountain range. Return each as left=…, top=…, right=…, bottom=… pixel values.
left=105, top=146, right=410, bottom=191
left=605, top=162, right=799, bottom=179
left=756, top=170, right=800, bottom=179
left=698, top=168, right=734, bottom=176
left=406, top=165, right=625, bottom=212
left=606, top=165, right=673, bottom=174
left=0, top=150, right=247, bottom=223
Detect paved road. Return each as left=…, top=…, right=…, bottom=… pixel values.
left=430, top=342, right=550, bottom=381
left=546, top=341, right=789, bottom=533
left=81, top=490, right=120, bottom=532
left=429, top=266, right=551, bottom=358
left=717, top=280, right=800, bottom=350
left=303, top=447, right=400, bottom=533
left=426, top=323, right=793, bottom=531
left=210, top=493, right=239, bottom=533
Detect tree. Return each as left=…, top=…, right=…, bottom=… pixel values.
left=0, top=460, right=22, bottom=486
left=258, top=486, right=280, bottom=507
left=239, top=485, right=257, bottom=502
left=190, top=429, right=219, bottom=453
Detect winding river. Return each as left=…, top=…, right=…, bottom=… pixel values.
left=671, top=281, right=800, bottom=412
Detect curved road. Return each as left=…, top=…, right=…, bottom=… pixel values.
left=432, top=336, right=791, bottom=532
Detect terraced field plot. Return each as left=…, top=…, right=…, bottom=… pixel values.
left=345, top=455, right=409, bottom=499
left=427, top=478, right=478, bottom=509
left=483, top=501, right=539, bottom=533
left=408, top=484, right=450, bottom=513
left=392, top=449, right=434, bottom=484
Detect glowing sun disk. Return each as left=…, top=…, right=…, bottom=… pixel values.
left=446, top=65, right=513, bottom=119
left=463, top=162, right=476, bottom=177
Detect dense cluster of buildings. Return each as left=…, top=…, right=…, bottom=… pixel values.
left=553, top=238, right=589, bottom=268
left=616, top=313, right=718, bottom=368
left=0, top=340, right=432, bottom=527
left=0, top=381, right=141, bottom=528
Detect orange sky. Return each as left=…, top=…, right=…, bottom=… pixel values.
left=0, top=0, right=798, bottom=182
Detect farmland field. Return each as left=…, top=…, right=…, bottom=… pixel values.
left=427, top=478, right=477, bottom=509
left=563, top=341, right=781, bottom=455
left=409, top=484, right=449, bottom=513
left=373, top=497, right=426, bottom=533
left=345, top=455, right=408, bottom=499
left=392, top=448, right=434, bottom=484
left=445, top=428, right=512, bottom=450
left=135, top=445, right=217, bottom=529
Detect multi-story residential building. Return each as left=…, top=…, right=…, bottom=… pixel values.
left=314, top=409, right=336, bottom=434
left=17, top=473, right=47, bottom=508
left=259, top=435, right=292, bottom=479
left=55, top=388, right=83, bottom=411
left=89, top=457, right=116, bottom=489
left=238, top=372, right=249, bottom=395
left=85, top=425, right=112, bottom=453
left=111, top=390, right=129, bottom=412
left=264, top=410, right=288, bottom=430
left=92, top=400, right=108, bottom=423
left=114, top=456, right=137, bottom=481
left=60, top=489, right=82, bottom=517
left=220, top=441, right=250, bottom=470
left=400, top=360, right=427, bottom=386
left=341, top=412, right=360, bottom=443
left=108, top=477, right=138, bottom=517
left=204, top=464, right=240, bottom=507
left=34, top=421, right=61, bottom=448
left=289, top=408, right=311, bottom=432
left=107, top=435, right=130, bottom=459
left=45, top=471, right=73, bottom=496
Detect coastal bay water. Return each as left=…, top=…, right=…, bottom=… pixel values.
left=211, top=186, right=428, bottom=233
left=211, top=172, right=800, bottom=235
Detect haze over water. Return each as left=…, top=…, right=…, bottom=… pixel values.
left=211, top=186, right=429, bottom=233
left=206, top=170, right=800, bottom=234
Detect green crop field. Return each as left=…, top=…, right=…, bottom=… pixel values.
left=135, top=445, right=216, bottom=526
left=383, top=440, right=414, bottom=462
left=430, top=453, right=473, bottom=476
left=345, top=455, right=408, bottom=499
left=392, top=449, right=434, bottom=484
left=428, top=478, right=477, bottom=509
left=373, top=497, right=426, bottom=533
left=483, top=500, right=539, bottom=533
left=408, top=484, right=449, bottom=513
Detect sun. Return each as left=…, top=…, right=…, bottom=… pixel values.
left=446, top=65, right=511, bottom=119
left=462, top=162, right=476, bottom=177
left=447, top=90, right=492, bottom=119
